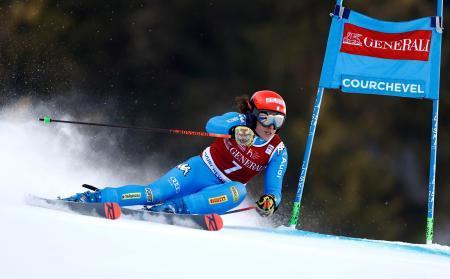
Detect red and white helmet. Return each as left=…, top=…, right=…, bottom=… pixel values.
left=250, top=90, right=286, bottom=115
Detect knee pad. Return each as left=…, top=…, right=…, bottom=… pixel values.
left=183, top=181, right=247, bottom=214
left=99, top=187, right=119, bottom=203
left=225, top=181, right=246, bottom=204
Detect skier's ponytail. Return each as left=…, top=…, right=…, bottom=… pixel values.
left=234, top=95, right=257, bottom=129
left=234, top=95, right=252, bottom=114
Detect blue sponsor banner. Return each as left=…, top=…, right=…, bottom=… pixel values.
left=319, top=7, right=442, bottom=100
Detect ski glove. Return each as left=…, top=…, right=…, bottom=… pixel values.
left=231, top=126, right=254, bottom=147
left=255, top=194, right=277, bottom=217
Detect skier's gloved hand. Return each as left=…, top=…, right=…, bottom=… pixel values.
left=230, top=126, right=254, bottom=147
left=255, top=194, right=277, bottom=217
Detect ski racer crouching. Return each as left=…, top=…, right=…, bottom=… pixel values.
left=64, top=90, right=288, bottom=217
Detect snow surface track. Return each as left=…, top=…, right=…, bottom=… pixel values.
left=1, top=201, right=450, bottom=279
left=1, top=104, right=449, bottom=279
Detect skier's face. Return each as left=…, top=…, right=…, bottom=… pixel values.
left=255, top=121, right=276, bottom=141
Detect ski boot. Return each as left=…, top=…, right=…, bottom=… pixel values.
left=61, top=184, right=101, bottom=203
left=147, top=198, right=189, bottom=214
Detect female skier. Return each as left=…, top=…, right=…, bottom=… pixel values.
left=64, top=90, right=288, bottom=217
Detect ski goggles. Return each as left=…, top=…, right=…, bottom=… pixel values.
left=256, top=111, right=285, bottom=129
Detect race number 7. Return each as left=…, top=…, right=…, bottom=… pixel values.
left=224, top=160, right=242, bottom=174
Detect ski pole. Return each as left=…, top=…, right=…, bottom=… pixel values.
left=221, top=206, right=255, bottom=215
left=39, top=116, right=231, bottom=139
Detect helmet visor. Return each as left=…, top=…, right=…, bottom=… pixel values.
left=257, top=111, right=285, bottom=129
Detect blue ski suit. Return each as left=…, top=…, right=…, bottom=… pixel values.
left=98, top=112, right=288, bottom=214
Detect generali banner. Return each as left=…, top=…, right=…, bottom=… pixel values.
left=319, top=8, right=442, bottom=100
left=340, top=23, right=432, bottom=61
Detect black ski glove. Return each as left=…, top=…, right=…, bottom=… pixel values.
left=255, top=194, right=277, bottom=217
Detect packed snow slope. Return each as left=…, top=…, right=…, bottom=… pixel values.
left=1, top=103, right=450, bottom=279
left=2, top=202, right=450, bottom=279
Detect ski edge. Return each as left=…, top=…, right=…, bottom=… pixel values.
left=120, top=207, right=224, bottom=231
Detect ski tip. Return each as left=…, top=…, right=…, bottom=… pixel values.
left=103, top=202, right=121, bottom=220
left=204, top=213, right=223, bottom=231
